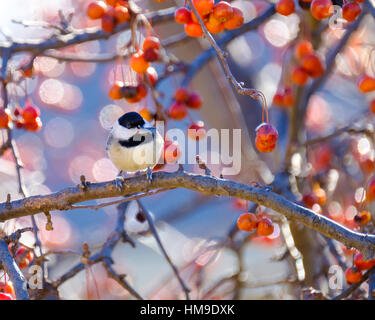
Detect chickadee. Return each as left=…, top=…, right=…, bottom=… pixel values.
left=106, top=112, right=164, bottom=189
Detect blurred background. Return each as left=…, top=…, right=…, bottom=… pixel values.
left=0, top=0, right=374, bottom=299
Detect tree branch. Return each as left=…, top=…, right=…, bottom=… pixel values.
left=1, top=169, right=375, bottom=257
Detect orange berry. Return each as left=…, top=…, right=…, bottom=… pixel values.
left=192, top=0, right=214, bottom=15
left=358, top=75, right=375, bottom=93
left=276, top=0, right=295, bottom=16
left=283, top=87, right=295, bottom=106
left=0, top=293, right=13, bottom=300
left=174, top=87, right=189, bottom=102
left=302, top=192, right=318, bottom=208
left=310, top=0, right=334, bottom=20
left=313, top=187, right=326, bottom=206
left=186, top=91, right=202, bottom=109
left=0, top=282, right=14, bottom=296
left=342, top=2, right=361, bottom=22
left=105, top=0, right=119, bottom=6
left=255, top=123, right=278, bottom=153
left=301, top=53, right=325, bottom=78
left=184, top=22, right=203, bottom=37
left=354, top=211, right=372, bottom=225
left=291, top=67, right=309, bottom=86
left=205, top=20, right=225, bottom=34
left=345, top=267, right=362, bottom=284
left=108, top=81, right=124, bottom=100
left=142, top=36, right=160, bottom=51
left=257, top=217, right=274, bottom=236
left=237, top=213, right=257, bottom=232
left=294, top=40, right=314, bottom=60
left=188, top=121, right=206, bottom=140
left=191, top=11, right=209, bottom=23
left=0, top=109, right=11, bottom=129
left=87, top=1, right=107, bottom=19
left=139, top=108, right=153, bottom=122
left=101, top=12, right=115, bottom=32
left=223, top=7, right=244, bottom=30
left=114, top=5, right=130, bottom=24
left=212, top=1, right=234, bottom=22
left=24, top=117, right=42, bottom=132
left=168, top=102, right=188, bottom=120
left=273, top=90, right=285, bottom=107
left=130, top=51, right=150, bottom=74
left=174, top=7, right=191, bottom=24
left=22, top=104, right=40, bottom=122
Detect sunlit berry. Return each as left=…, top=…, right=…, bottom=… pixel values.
left=142, top=36, right=160, bottom=51
left=174, top=87, right=189, bottom=103
left=273, top=90, right=285, bottom=107
left=130, top=51, right=150, bottom=74
left=146, top=66, right=158, bottom=86
left=139, top=108, right=153, bottom=122
left=302, top=192, right=318, bottom=208
left=113, top=5, right=130, bottom=24
left=255, top=123, right=278, bottom=153
left=0, top=282, right=14, bottom=296
left=283, top=87, right=295, bottom=106
left=101, top=12, right=115, bottom=32
left=294, top=40, right=314, bottom=60
left=174, top=7, right=191, bottom=24
left=276, top=0, right=295, bottom=16
left=108, top=81, right=124, bottom=100
left=237, top=213, right=257, bottom=232
left=354, top=252, right=375, bottom=271
left=24, top=117, right=42, bottom=132
left=205, top=19, right=225, bottom=34
left=310, top=0, right=334, bottom=20
left=257, top=217, right=274, bottom=236
left=22, top=104, right=40, bottom=122
left=354, top=211, right=372, bottom=225
left=0, top=293, right=13, bottom=300
left=213, top=1, right=234, bottom=22
left=223, top=7, right=244, bottom=30
left=144, top=48, right=160, bottom=62
left=164, top=140, right=182, bottom=164
left=168, top=102, right=188, bottom=120
left=87, top=1, right=107, bottom=19
left=192, top=0, right=214, bottom=15
left=367, top=177, right=375, bottom=201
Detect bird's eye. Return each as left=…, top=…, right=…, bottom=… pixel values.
left=137, top=125, right=141, bottom=129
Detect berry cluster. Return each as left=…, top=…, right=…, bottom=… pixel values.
left=87, top=0, right=131, bottom=33
left=302, top=184, right=327, bottom=209
left=237, top=212, right=274, bottom=236
left=130, top=36, right=161, bottom=75
left=345, top=251, right=375, bottom=284
left=8, top=243, right=34, bottom=270
left=174, top=1, right=244, bottom=37
left=0, top=103, right=42, bottom=132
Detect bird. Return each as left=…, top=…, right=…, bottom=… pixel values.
left=106, top=111, right=164, bottom=190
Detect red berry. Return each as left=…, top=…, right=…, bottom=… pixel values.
left=273, top=90, right=285, bottom=107
left=184, top=22, right=203, bottom=37
left=354, top=211, right=371, bottom=225
left=0, top=282, right=14, bottom=296
left=283, top=87, right=295, bottom=107
left=143, top=48, right=160, bottom=62
left=188, top=121, right=206, bottom=140
left=87, top=1, right=107, bottom=19
left=24, top=117, right=42, bottom=132
left=0, top=292, right=13, bottom=300
left=22, top=104, right=40, bottom=122
left=0, top=109, right=11, bottom=129
left=213, top=1, right=234, bottom=22
left=276, top=0, right=295, bottom=16
left=342, top=2, right=361, bottom=22
left=174, top=87, right=189, bottom=102
left=237, top=213, right=257, bottom=232
left=130, top=51, right=150, bottom=74
left=257, top=217, right=274, bottom=236
left=14, top=246, right=33, bottom=269
left=168, top=102, right=188, bottom=120
left=310, top=0, right=334, bottom=20
left=101, top=12, right=115, bottom=32
left=358, top=75, right=375, bottom=93
left=186, top=91, right=202, bottom=109
left=255, top=123, right=278, bottom=153
left=302, top=193, right=318, bottom=208
left=367, top=177, right=375, bottom=201
left=345, top=267, right=362, bottom=284
left=223, top=7, right=244, bottom=30
left=174, top=7, right=191, bottom=24
left=291, top=67, right=309, bottom=86
left=301, top=53, right=325, bottom=78
left=370, top=99, right=375, bottom=114
left=142, top=36, right=160, bottom=51
left=294, top=40, right=314, bottom=60
left=146, top=67, right=158, bottom=86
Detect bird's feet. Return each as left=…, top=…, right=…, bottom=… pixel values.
left=115, top=171, right=125, bottom=192
left=146, top=167, right=153, bottom=184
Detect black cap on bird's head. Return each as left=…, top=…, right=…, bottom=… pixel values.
left=118, top=112, right=145, bottom=129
